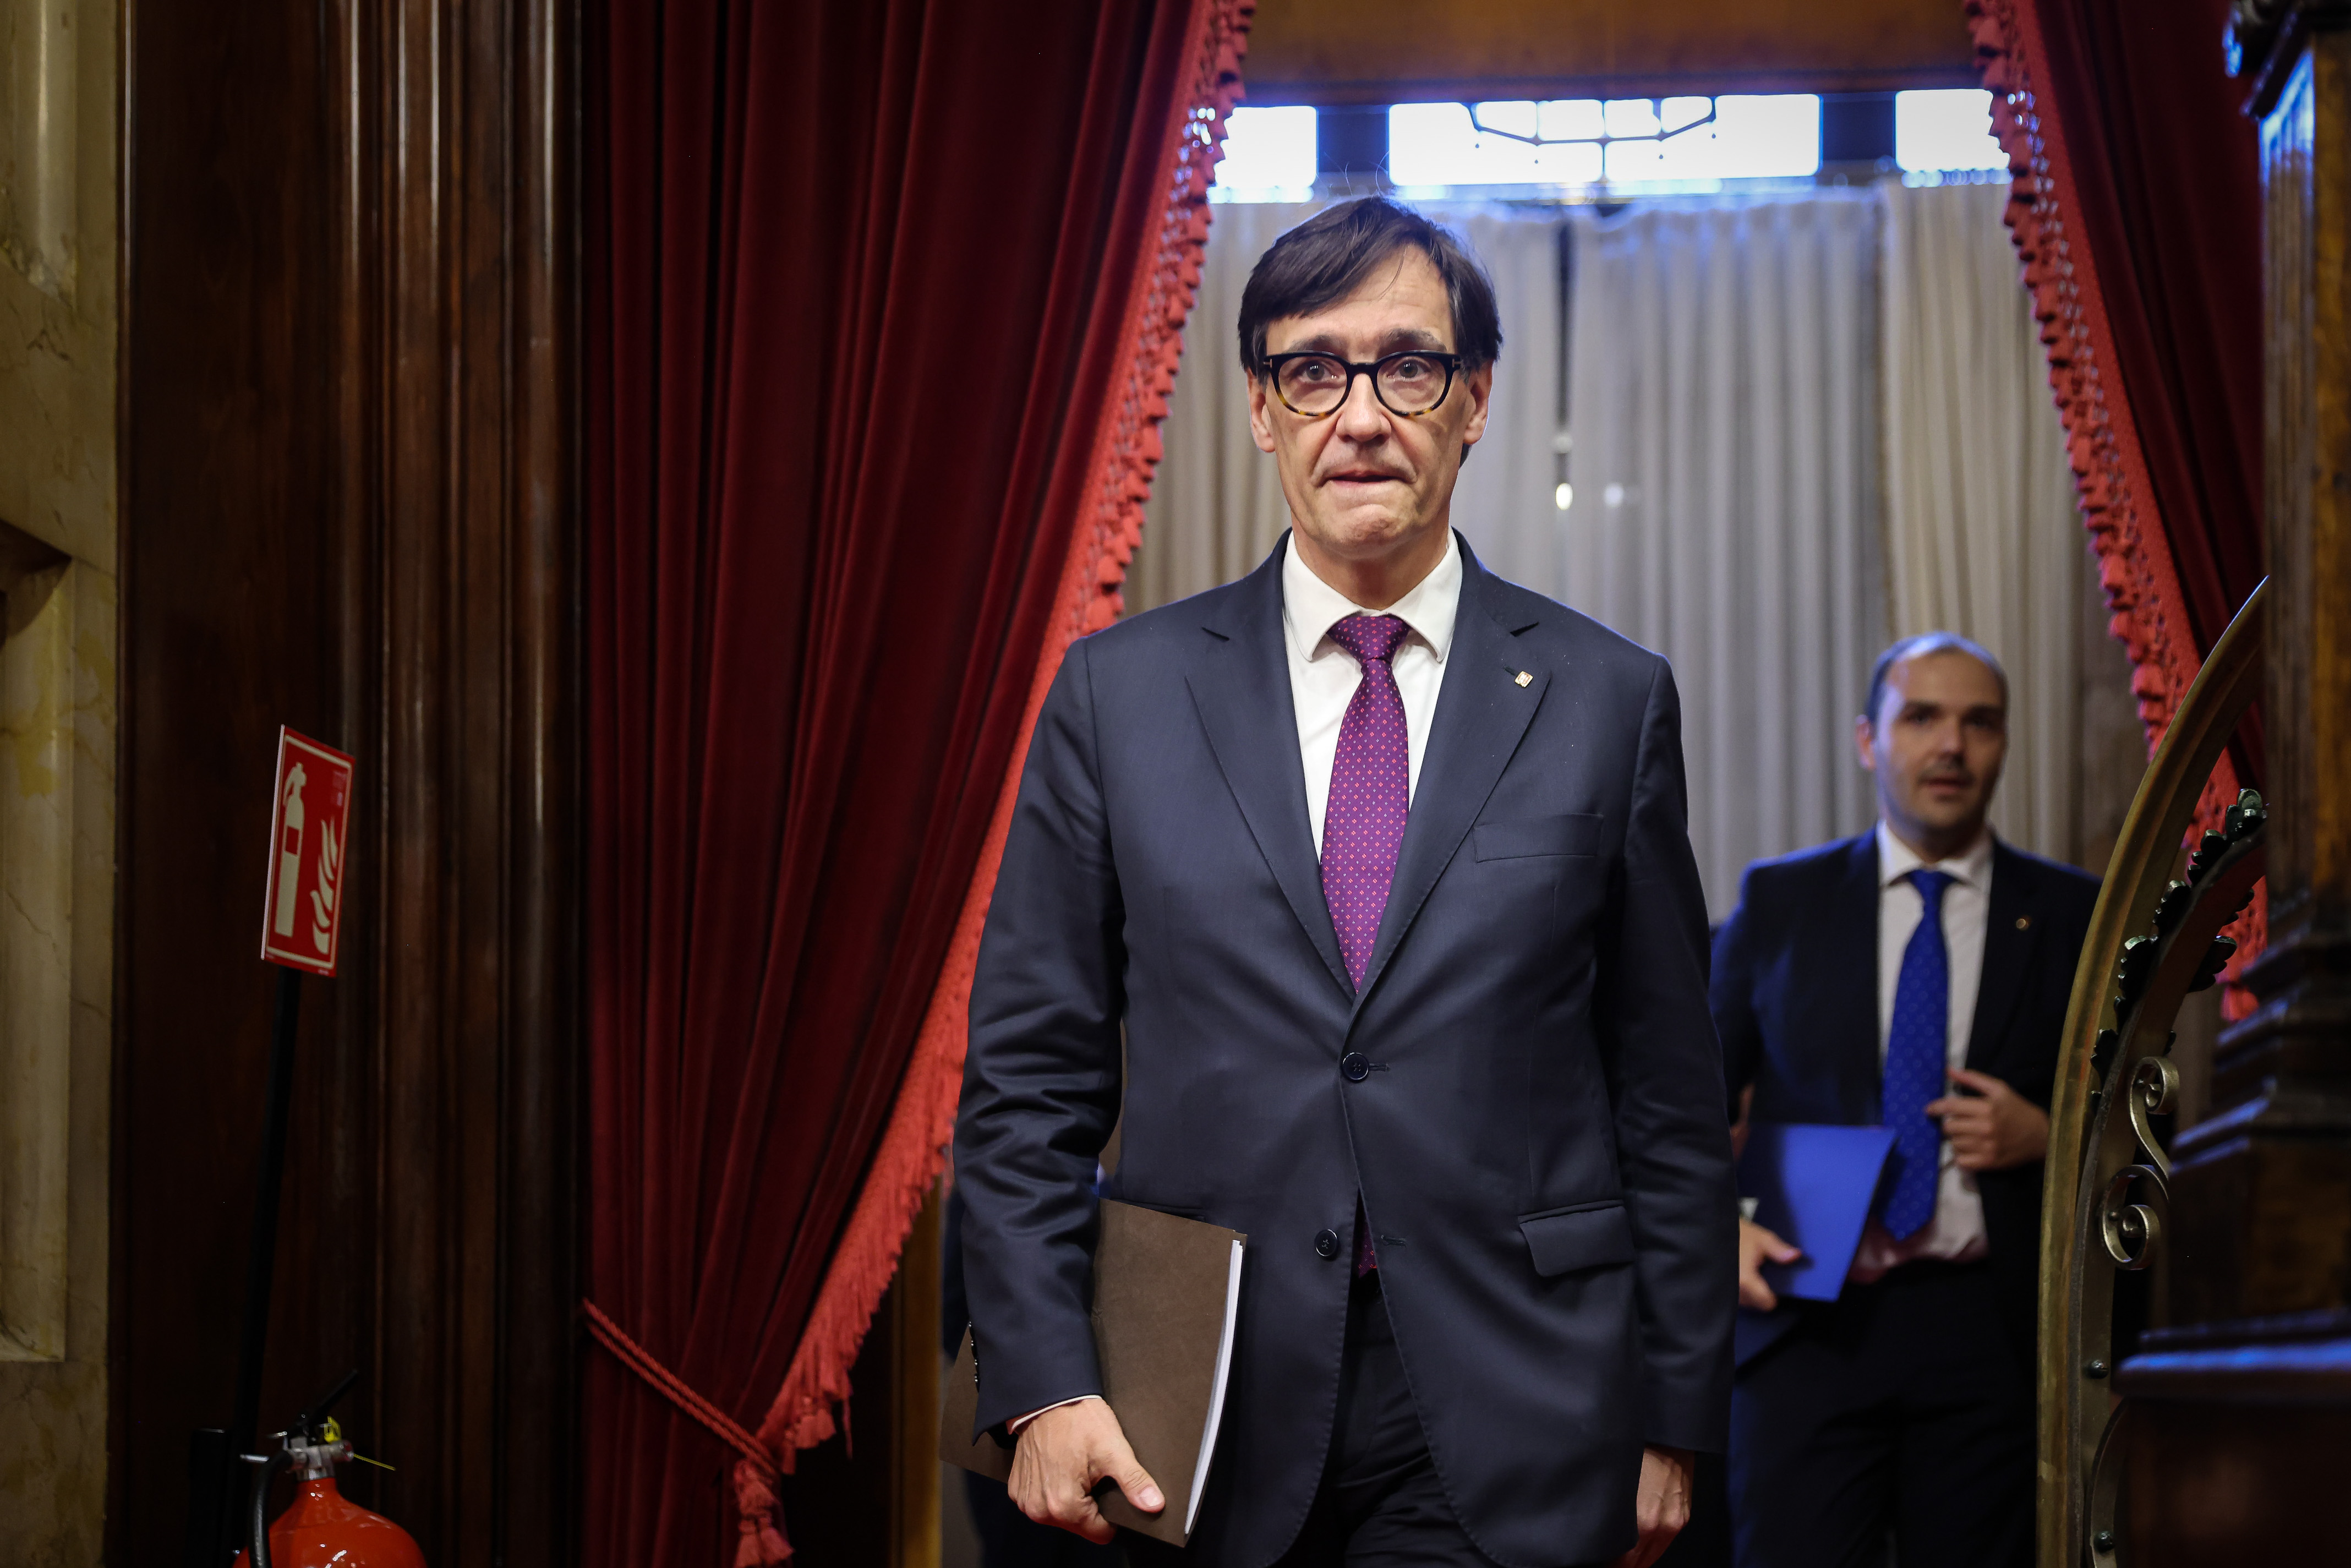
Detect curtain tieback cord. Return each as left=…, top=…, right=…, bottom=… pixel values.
left=583, top=1298, right=793, bottom=1565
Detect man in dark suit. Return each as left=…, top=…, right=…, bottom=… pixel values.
left=955, top=198, right=1735, bottom=1568
left=1710, top=633, right=2100, bottom=1568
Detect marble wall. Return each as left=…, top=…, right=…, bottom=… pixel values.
left=0, top=0, right=117, bottom=1558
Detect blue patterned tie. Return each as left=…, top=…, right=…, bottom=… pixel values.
left=1882, top=869, right=1953, bottom=1239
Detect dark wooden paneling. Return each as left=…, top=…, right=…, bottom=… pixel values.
left=112, top=0, right=575, bottom=1558
left=111, top=0, right=348, bottom=1544
left=2170, top=14, right=2351, bottom=1343
left=2093, top=13, right=2351, bottom=1564
left=1243, top=0, right=1980, bottom=105
left=2124, top=1402, right=2351, bottom=1565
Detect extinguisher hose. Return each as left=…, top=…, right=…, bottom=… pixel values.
left=249, top=1449, right=294, bottom=1568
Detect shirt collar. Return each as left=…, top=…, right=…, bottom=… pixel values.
left=1876, top=819, right=1994, bottom=893
left=1281, top=528, right=1463, bottom=665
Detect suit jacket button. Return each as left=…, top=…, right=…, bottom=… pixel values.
left=1314, top=1228, right=1341, bottom=1259
left=1341, top=1052, right=1370, bottom=1082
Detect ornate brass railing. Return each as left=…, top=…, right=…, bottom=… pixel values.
left=2037, top=581, right=2269, bottom=1567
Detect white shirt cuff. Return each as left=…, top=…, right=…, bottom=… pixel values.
left=1006, top=1394, right=1103, bottom=1434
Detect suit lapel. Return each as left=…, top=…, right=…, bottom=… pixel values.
left=1185, top=540, right=1352, bottom=996
left=1966, top=841, right=2038, bottom=1074
left=1352, top=543, right=1546, bottom=1015
left=1825, top=834, right=1883, bottom=1121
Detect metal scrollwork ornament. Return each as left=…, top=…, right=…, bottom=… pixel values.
left=2126, top=1055, right=2179, bottom=1181
left=2098, top=1054, right=2176, bottom=1277
left=2099, top=1165, right=2166, bottom=1273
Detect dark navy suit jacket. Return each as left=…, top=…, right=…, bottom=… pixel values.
left=955, top=536, right=1736, bottom=1568
left=1709, top=832, right=2100, bottom=1354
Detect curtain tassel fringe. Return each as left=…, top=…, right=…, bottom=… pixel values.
left=584, top=1298, right=791, bottom=1565
left=733, top=1459, right=794, bottom=1565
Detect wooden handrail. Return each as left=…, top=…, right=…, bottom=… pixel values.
left=2037, top=580, right=2268, bottom=1567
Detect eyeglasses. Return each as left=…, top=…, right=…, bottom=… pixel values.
left=1261, top=350, right=1463, bottom=419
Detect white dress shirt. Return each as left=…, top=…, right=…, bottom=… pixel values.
left=1849, top=822, right=1994, bottom=1281
left=1009, top=533, right=1464, bottom=1434
left=1281, top=531, right=1462, bottom=854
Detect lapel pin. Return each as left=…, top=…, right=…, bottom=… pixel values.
left=2015, top=915, right=2032, bottom=931
left=1514, top=670, right=1533, bottom=687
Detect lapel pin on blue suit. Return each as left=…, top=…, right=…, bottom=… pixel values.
left=1514, top=670, right=1532, bottom=687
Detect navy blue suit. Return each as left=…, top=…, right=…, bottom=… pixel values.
left=1711, top=832, right=2098, bottom=1351
left=1708, top=832, right=2098, bottom=1567
left=956, top=536, right=1736, bottom=1568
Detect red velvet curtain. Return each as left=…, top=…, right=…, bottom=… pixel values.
left=2027, top=0, right=2266, bottom=659
left=582, top=1, right=1244, bottom=1559
left=1971, top=0, right=2268, bottom=990
left=1971, top=0, right=2266, bottom=772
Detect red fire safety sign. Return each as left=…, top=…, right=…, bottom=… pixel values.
left=259, top=728, right=356, bottom=976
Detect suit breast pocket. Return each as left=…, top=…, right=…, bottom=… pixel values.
left=1473, top=813, right=1604, bottom=861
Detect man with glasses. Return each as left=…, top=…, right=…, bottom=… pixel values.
left=956, top=198, right=1734, bottom=1568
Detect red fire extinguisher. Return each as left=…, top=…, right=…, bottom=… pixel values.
left=233, top=1373, right=424, bottom=1568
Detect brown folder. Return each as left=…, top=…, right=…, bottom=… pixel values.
left=941, top=1200, right=1246, bottom=1546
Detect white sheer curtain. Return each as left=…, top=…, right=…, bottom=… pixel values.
left=1440, top=211, right=1566, bottom=592
left=1880, top=179, right=2100, bottom=864
left=1562, top=193, right=1886, bottom=917
left=1130, top=201, right=1565, bottom=613
left=1129, top=201, right=1321, bottom=612
left=1132, top=184, right=2133, bottom=910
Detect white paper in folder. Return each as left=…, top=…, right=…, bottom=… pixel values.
left=1187, top=1237, right=1245, bottom=1531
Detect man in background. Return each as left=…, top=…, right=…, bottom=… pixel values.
left=1709, top=633, right=2098, bottom=1568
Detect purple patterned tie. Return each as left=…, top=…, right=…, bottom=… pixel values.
left=1321, top=613, right=1411, bottom=1276
left=1321, top=614, right=1413, bottom=989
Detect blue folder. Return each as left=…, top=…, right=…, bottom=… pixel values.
left=1732, top=1122, right=1898, bottom=1365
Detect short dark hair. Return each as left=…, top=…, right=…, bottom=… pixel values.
left=1236, top=198, right=1503, bottom=376
left=1865, top=632, right=2010, bottom=724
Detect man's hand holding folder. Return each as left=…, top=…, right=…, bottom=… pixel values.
left=1736, top=1219, right=1804, bottom=1312
left=944, top=1201, right=1245, bottom=1547
left=1008, top=1401, right=1164, bottom=1544
left=1735, top=1125, right=1900, bottom=1310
